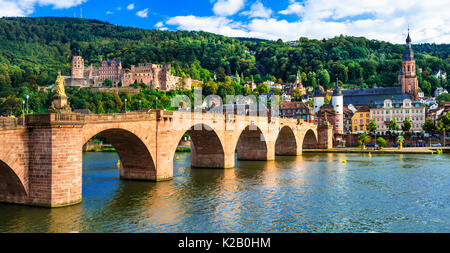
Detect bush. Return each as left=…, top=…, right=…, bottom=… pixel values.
left=376, top=137, right=386, bottom=148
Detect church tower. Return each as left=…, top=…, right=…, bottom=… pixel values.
left=72, top=56, right=85, bottom=79
left=399, top=30, right=419, bottom=100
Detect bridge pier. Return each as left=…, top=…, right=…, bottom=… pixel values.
left=318, top=123, right=334, bottom=149
left=27, top=114, right=83, bottom=207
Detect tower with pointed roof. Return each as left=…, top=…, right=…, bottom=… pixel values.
left=331, top=79, right=344, bottom=133
left=313, top=86, right=325, bottom=114
left=399, top=29, right=419, bottom=100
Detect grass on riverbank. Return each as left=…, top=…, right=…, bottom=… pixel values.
left=176, top=147, right=191, bottom=152
left=84, top=147, right=116, bottom=152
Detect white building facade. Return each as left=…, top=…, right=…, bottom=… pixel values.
left=370, top=98, right=425, bottom=134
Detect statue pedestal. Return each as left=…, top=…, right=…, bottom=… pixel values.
left=53, top=96, right=68, bottom=108
left=49, top=96, right=71, bottom=113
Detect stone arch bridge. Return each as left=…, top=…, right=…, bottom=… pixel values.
left=0, top=111, right=332, bottom=207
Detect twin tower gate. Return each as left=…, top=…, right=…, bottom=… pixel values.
left=0, top=111, right=332, bottom=207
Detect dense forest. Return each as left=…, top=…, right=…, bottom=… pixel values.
left=0, top=17, right=449, bottom=116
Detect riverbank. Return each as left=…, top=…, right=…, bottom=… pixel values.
left=303, top=147, right=449, bottom=154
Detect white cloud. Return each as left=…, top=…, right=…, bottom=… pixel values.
left=166, top=0, right=450, bottom=43
left=0, top=0, right=86, bottom=17
left=0, top=1, right=26, bottom=16
left=212, top=0, right=245, bottom=16
left=126, top=3, right=134, bottom=10
left=241, top=1, right=272, bottom=18
left=106, top=11, right=113, bottom=15
left=154, top=21, right=168, bottom=30
left=279, top=0, right=304, bottom=16
left=166, top=15, right=249, bottom=37
left=136, top=8, right=148, bottom=18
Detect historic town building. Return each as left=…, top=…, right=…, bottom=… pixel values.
left=350, top=105, right=371, bottom=133
left=65, top=56, right=192, bottom=91
left=279, top=101, right=314, bottom=123
left=289, top=73, right=306, bottom=96
left=370, top=98, right=425, bottom=134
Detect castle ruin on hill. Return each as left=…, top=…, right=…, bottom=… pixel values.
left=65, top=56, right=192, bottom=91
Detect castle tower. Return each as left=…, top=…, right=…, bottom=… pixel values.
left=331, top=80, right=344, bottom=134
left=72, top=56, right=85, bottom=79
left=399, top=30, right=419, bottom=100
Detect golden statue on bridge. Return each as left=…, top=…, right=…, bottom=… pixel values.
left=54, top=71, right=67, bottom=97
left=48, top=71, right=71, bottom=113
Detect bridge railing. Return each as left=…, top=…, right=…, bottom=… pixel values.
left=0, top=117, right=24, bottom=129
left=84, top=111, right=157, bottom=123
left=25, top=113, right=85, bottom=126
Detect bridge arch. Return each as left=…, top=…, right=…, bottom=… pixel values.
left=275, top=126, right=299, bottom=156
left=302, top=128, right=319, bottom=149
left=83, top=128, right=156, bottom=181
left=235, top=125, right=269, bottom=160
left=0, top=160, right=27, bottom=203
left=172, top=123, right=226, bottom=168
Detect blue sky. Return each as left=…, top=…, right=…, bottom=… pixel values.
left=1, top=0, right=449, bottom=43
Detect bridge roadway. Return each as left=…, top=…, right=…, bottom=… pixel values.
left=0, top=111, right=333, bottom=207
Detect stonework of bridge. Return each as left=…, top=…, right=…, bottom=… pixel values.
left=0, top=111, right=332, bottom=207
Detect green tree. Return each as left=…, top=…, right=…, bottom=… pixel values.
left=437, top=112, right=450, bottom=139
left=388, top=119, right=398, bottom=132
left=367, top=119, right=377, bottom=136
left=376, top=137, right=386, bottom=149
left=104, top=79, right=113, bottom=87
left=436, top=93, right=450, bottom=103
left=317, top=69, right=331, bottom=90
left=292, top=87, right=303, bottom=101
left=358, top=132, right=371, bottom=149
left=423, top=117, right=437, bottom=135
left=256, top=83, right=269, bottom=94
left=401, top=117, right=412, bottom=132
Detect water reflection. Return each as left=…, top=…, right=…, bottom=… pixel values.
left=0, top=152, right=449, bottom=233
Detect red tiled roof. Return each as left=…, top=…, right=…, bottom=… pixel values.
left=280, top=101, right=311, bottom=110
left=354, top=105, right=370, bottom=112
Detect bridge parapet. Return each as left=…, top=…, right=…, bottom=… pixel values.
left=0, top=117, right=25, bottom=130
left=85, top=111, right=157, bottom=123
left=25, top=113, right=85, bottom=126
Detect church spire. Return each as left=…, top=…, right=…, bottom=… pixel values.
left=403, top=28, right=414, bottom=61
left=406, top=27, right=411, bottom=44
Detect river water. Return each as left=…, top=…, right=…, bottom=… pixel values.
left=0, top=152, right=449, bottom=233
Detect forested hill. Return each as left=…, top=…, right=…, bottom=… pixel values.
left=0, top=16, right=448, bottom=97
